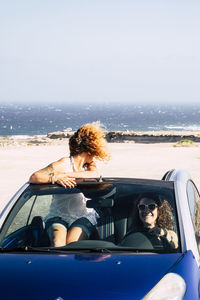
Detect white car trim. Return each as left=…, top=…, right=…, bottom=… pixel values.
left=0, top=182, right=29, bottom=228
left=169, top=170, right=200, bottom=265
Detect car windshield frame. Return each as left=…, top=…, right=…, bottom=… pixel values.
left=0, top=178, right=180, bottom=254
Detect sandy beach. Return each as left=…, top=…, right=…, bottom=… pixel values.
left=1, top=140, right=200, bottom=213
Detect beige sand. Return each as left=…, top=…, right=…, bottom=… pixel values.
left=1, top=142, right=200, bottom=213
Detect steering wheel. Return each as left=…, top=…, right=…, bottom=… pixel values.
left=120, top=232, right=154, bottom=249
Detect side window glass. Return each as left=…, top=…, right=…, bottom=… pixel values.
left=5, top=194, right=52, bottom=238
left=187, top=181, right=195, bottom=219
left=6, top=196, right=36, bottom=237
left=187, top=180, right=200, bottom=252
left=28, top=195, right=52, bottom=223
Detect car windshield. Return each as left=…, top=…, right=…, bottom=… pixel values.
left=0, top=179, right=180, bottom=253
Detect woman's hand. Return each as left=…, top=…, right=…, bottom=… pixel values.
left=149, top=227, right=178, bottom=249
left=148, top=227, right=165, bottom=237
left=55, top=173, right=77, bottom=188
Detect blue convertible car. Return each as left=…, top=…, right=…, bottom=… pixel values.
left=0, top=169, right=200, bottom=299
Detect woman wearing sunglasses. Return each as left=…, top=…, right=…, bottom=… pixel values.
left=123, top=192, right=178, bottom=249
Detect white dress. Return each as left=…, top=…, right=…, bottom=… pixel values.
left=45, top=157, right=99, bottom=226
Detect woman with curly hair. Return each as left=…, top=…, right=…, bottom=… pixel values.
left=124, top=192, right=178, bottom=249
left=29, top=122, right=110, bottom=247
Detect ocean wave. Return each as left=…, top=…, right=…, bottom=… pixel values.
left=1, top=103, right=200, bottom=136
left=0, top=135, right=46, bottom=139
left=164, top=125, right=200, bottom=131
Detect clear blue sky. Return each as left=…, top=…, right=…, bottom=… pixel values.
left=0, top=0, right=200, bottom=104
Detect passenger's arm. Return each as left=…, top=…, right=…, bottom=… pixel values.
left=29, top=163, right=55, bottom=184
left=29, top=158, right=76, bottom=188
left=29, top=158, right=99, bottom=188
left=62, top=160, right=99, bottom=178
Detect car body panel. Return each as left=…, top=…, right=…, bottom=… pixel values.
left=169, top=170, right=200, bottom=262
left=169, top=250, right=200, bottom=300
left=0, top=183, right=29, bottom=228
left=0, top=252, right=183, bottom=300
left=1, top=170, right=200, bottom=299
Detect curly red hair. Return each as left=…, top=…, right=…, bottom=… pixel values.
left=69, top=123, right=110, bottom=161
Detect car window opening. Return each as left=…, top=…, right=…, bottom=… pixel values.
left=0, top=181, right=180, bottom=253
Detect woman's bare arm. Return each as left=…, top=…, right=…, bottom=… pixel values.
left=61, top=160, right=99, bottom=178
left=54, top=160, right=99, bottom=187
left=29, top=157, right=76, bottom=187
left=29, top=158, right=99, bottom=188
left=29, top=163, right=55, bottom=184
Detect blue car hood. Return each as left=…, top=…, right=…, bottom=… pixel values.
left=0, top=252, right=183, bottom=300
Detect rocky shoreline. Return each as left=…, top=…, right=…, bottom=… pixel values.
left=105, top=131, right=200, bottom=143
left=1, top=130, right=200, bottom=147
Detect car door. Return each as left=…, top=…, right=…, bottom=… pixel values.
left=186, top=180, right=200, bottom=255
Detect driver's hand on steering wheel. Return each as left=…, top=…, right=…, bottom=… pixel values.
left=148, top=227, right=167, bottom=238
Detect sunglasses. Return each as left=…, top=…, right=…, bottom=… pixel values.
left=138, top=203, right=157, bottom=211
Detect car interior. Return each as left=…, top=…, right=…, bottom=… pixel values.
left=0, top=180, right=179, bottom=252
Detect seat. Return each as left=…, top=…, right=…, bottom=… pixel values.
left=87, top=187, right=135, bottom=244
left=113, top=204, right=133, bottom=244
left=94, top=198, right=133, bottom=244
left=96, top=209, right=115, bottom=242
left=28, top=216, right=50, bottom=247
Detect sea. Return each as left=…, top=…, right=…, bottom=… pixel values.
left=1, top=102, right=200, bottom=138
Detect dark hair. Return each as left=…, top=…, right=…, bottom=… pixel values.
left=130, top=192, right=174, bottom=231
